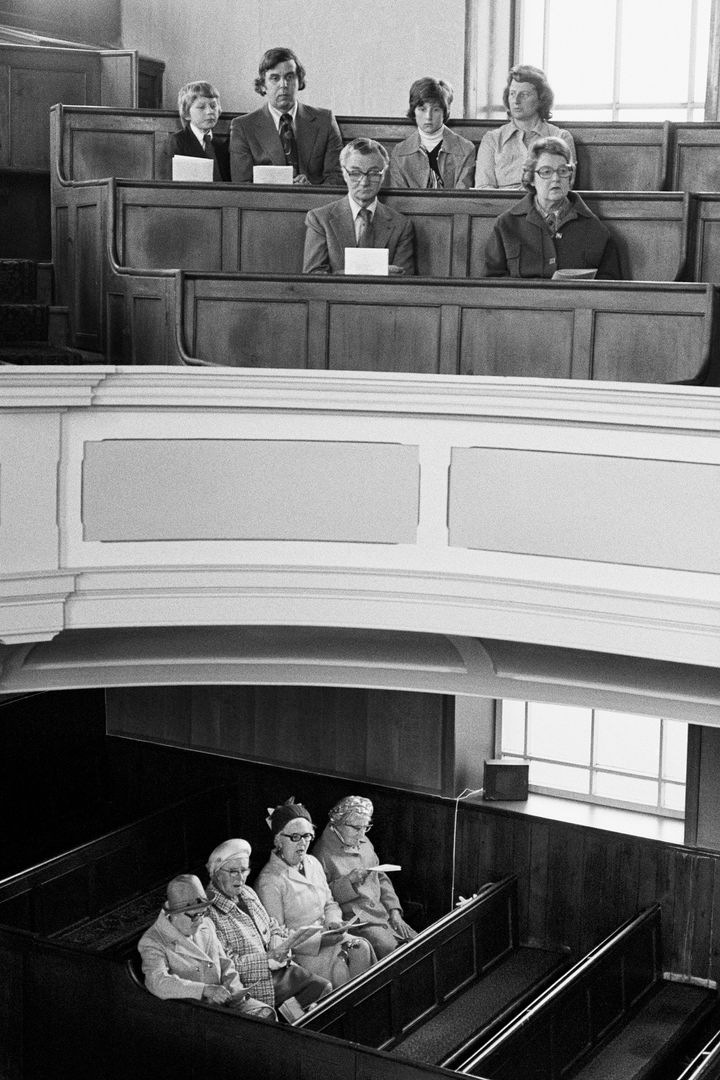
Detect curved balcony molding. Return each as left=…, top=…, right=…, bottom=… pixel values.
left=2, top=368, right=720, bottom=675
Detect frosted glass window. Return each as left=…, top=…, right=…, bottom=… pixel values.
left=594, top=771, right=659, bottom=805
left=662, top=781, right=686, bottom=813
left=500, top=699, right=526, bottom=754
left=498, top=699, right=686, bottom=817
left=506, top=0, right=711, bottom=122
left=594, top=711, right=660, bottom=775
left=545, top=0, right=615, bottom=105
left=663, top=720, right=688, bottom=782
left=619, top=0, right=691, bottom=103
left=527, top=702, right=591, bottom=763
left=530, top=760, right=590, bottom=794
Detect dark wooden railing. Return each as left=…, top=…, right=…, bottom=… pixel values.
left=676, top=1028, right=720, bottom=1080
left=458, top=904, right=716, bottom=1079
left=0, top=785, right=234, bottom=941
left=297, top=877, right=519, bottom=1048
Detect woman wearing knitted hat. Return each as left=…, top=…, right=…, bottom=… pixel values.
left=312, top=796, right=417, bottom=959
left=254, top=799, right=376, bottom=987
left=205, top=837, right=331, bottom=1020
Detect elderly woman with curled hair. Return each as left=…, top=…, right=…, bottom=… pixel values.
left=389, top=77, right=475, bottom=189
left=254, top=799, right=376, bottom=987
left=483, top=136, right=621, bottom=280
left=168, top=80, right=230, bottom=181
left=474, top=64, right=575, bottom=189
left=312, top=796, right=418, bottom=959
left=205, top=838, right=332, bottom=1020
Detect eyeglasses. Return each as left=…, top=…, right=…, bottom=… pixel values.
left=509, top=91, right=537, bottom=103
left=344, top=822, right=372, bottom=833
left=535, top=165, right=573, bottom=179
left=280, top=832, right=315, bottom=843
left=344, top=169, right=384, bottom=180
left=183, top=907, right=209, bottom=920
left=223, top=866, right=250, bottom=876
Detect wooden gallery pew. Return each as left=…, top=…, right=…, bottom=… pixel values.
left=676, top=1028, right=720, bottom=1080
left=109, top=270, right=719, bottom=384
left=671, top=124, right=720, bottom=193
left=54, top=176, right=693, bottom=353
left=1, top=926, right=468, bottom=1080
left=457, top=905, right=718, bottom=1080
left=688, top=195, right=720, bottom=283
left=296, top=876, right=569, bottom=1067
left=51, top=104, right=671, bottom=190
left=110, top=182, right=691, bottom=283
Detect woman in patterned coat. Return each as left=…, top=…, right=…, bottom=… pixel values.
left=206, top=837, right=331, bottom=1018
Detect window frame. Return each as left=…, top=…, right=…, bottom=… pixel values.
left=496, top=699, right=686, bottom=819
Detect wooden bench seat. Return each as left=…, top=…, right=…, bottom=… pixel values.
left=297, top=876, right=568, bottom=1057
left=163, top=273, right=717, bottom=385
left=572, top=982, right=718, bottom=1080
left=51, top=104, right=671, bottom=191
left=457, top=905, right=718, bottom=1080
left=54, top=177, right=694, bottom=353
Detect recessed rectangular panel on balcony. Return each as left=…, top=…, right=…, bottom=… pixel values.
left=82, top=439, right=419, bottom=543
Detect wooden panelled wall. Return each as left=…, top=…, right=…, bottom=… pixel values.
left=2, top=687, right=720, bottom=981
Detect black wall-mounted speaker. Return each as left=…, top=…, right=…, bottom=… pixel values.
left=483, top=759, right=529, bottom=801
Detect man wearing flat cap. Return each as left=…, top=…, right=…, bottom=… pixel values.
left=206, top=838, right=331, bottom=1021
left=138, top=873, right=276, bottom=1019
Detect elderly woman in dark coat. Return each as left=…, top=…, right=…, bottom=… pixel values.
left=483, top=136, right=622, bottom=279
left=312, top=795, right=417, bottom=959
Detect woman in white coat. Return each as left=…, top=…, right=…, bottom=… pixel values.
left=254, top=799, right=375, bottom=988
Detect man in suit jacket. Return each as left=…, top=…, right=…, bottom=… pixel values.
left=169, top=81, right=230, bottom=182
left=303, top=138, right=416, bottom=275
left=230, top=47, right=343, bottom=185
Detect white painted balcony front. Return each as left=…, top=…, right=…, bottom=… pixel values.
left=1, top=368, right=720, bottom=711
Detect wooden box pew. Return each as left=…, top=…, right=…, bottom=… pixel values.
left=670, top=124, right=720, bottom=194
left=340, top=119, right=671, bottom=193
left=111, top=181, right=691, bottom=283
left=457, top=904, right=718, bottom=1080
left=675, top=1027, right=720, bottom=1080
left=0, top=785, right=235, bottom=944
left=0, top=927, right=468, bottom=1080
left=295, top=876, right=569, bottom=1065
left=687, top=194, right=720, bottom=284
left=150, top=272, right=719, bottom=385
left=61, top=178, right=692, bottom=353
left=51, top=105, right=672, bottom=191
left=2, top=47, right=164, bottom=175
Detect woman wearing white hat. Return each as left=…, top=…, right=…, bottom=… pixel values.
left=206, top=837, right=331, bottom=1020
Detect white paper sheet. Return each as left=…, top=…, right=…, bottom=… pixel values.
left=253, top=164, right=294, bottom=185
left=344, top=247, right=389, bottom=275
left=172, top=154, right=214, bottom=182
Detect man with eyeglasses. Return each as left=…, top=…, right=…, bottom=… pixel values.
left=303, top=137, right=416, bottom=274
left=138, top=873, right=276, bottom=1019
left=230, top=47, right=343, bottom=185
left=484, top=136, right=621, bottom=279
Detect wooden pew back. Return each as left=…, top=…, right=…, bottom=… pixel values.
left=52, top=105, right=671, bottom=190
left=296, top=877, right=518, bottom=1048
left=671, top=124, right=720, bottom=192
left=112, top=181, right=690, bottom=283
left=169, top=272, right=717, bottom=384
left=460, top=905, right=664, bottom=1078
left=0, top=925, right=460, bottom=1080
left=2, top=47, right=163, bottom=173
left=0, top=785, right=233, bottom=940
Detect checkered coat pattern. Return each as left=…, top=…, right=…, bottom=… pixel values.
left=207, top=884, right=286, bottom=1007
